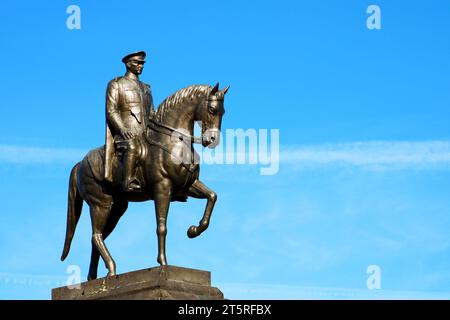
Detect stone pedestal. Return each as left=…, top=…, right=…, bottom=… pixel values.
left=52, top=265, right=224, bottom=300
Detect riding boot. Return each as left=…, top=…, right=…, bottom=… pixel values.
left=123, top=151, right=141, bottom=192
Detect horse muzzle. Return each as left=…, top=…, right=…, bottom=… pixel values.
left=202, top=129, right=220, bottom=148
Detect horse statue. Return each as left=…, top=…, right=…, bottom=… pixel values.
left=60, top=83, right=228, bottom=280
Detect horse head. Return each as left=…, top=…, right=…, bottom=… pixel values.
left=153, top=83, right=229, bottom=147
left=199, top=82, right=229, bottom=148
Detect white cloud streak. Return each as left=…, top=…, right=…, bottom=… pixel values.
left=2, top=272, right=449, bottom=300
left=218, top=282, right=450, bottom=300
left=281, top=141, right=450, bottom=170
left=0, top=145, right=86, bottom=164
left=2, top=141, right=450, bottom=171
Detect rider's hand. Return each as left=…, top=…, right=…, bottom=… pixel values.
left=120, top=128, right=136, bottom=140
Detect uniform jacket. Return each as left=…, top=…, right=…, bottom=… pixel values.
left=104, top=72, right=154, bottom=182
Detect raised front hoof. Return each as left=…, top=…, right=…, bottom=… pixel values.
left=187, top=225, right=200, bottom=239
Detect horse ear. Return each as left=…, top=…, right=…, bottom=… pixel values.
left=210, top=82, right=219, bottom=95
left=221, top=85, right=230, bottom=95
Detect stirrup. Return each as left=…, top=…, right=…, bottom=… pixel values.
left=123, top=179, right=141, bottom=192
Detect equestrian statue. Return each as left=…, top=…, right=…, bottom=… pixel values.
left=60, top=51, right=229, bottom=280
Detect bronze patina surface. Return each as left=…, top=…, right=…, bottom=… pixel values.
left=60, top=51, right=229, bottom=281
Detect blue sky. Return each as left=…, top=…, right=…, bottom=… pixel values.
left=1, top=0, right=450, bottom=299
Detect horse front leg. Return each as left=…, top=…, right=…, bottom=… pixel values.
left=153, top=181, right=172, bottom=266
left=187, top=179, right=217, bottom=238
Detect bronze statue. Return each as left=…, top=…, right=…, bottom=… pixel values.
left=60, top=51, right=229, bottom=280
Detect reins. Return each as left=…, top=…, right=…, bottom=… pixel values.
left=148, top=118, right=202, bottom=144
left=145, top=120, right=198, bottom=174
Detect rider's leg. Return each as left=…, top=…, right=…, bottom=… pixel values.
left=123, top=139, right=140, bottom=191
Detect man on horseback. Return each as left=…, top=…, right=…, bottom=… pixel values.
left=104, top=51, right=154, bottom=192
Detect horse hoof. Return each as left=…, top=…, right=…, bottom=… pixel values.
left=87, top=274, right=97, bottom=281
left=187, top=225, right=199, bottom=238
left=157, top=256, right=167, bottom=266
left=107, top=271, right=116, bottom=277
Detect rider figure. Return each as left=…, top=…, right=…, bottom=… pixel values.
left=104, top=51, right=154, bottom=192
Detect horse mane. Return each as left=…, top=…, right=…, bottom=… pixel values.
left=155, top=84, right=211, bottom=122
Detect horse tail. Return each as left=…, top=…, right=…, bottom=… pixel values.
left=61, top=162, right=83, bottom=261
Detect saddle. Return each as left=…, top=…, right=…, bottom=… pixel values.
left=85, top=144, right=189, bottom=202
left=86, top=142, right=146, bottom=191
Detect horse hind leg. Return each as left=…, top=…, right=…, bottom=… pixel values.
left=87, top=243, right=100, bottom=281
left=87, top=201, right=128, bottom=280
left=88, top=204, right=118, bottom=278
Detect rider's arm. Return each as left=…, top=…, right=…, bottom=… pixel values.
left=106, top=79, right=126, bottom=133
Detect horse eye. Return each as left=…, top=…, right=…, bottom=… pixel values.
left=208, top=106, right=216, bottom=114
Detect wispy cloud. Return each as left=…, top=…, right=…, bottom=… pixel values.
left=0, top=272, right=67, bottom=289
left=218, top=282, right=450, bottom=300
left=0, top=145, right=86, bottom=164
left=2, top=141, right=450, bottom=171
left=3, top=272, right=450, bottom=300
left=281, top=141, right=450, bottom=171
